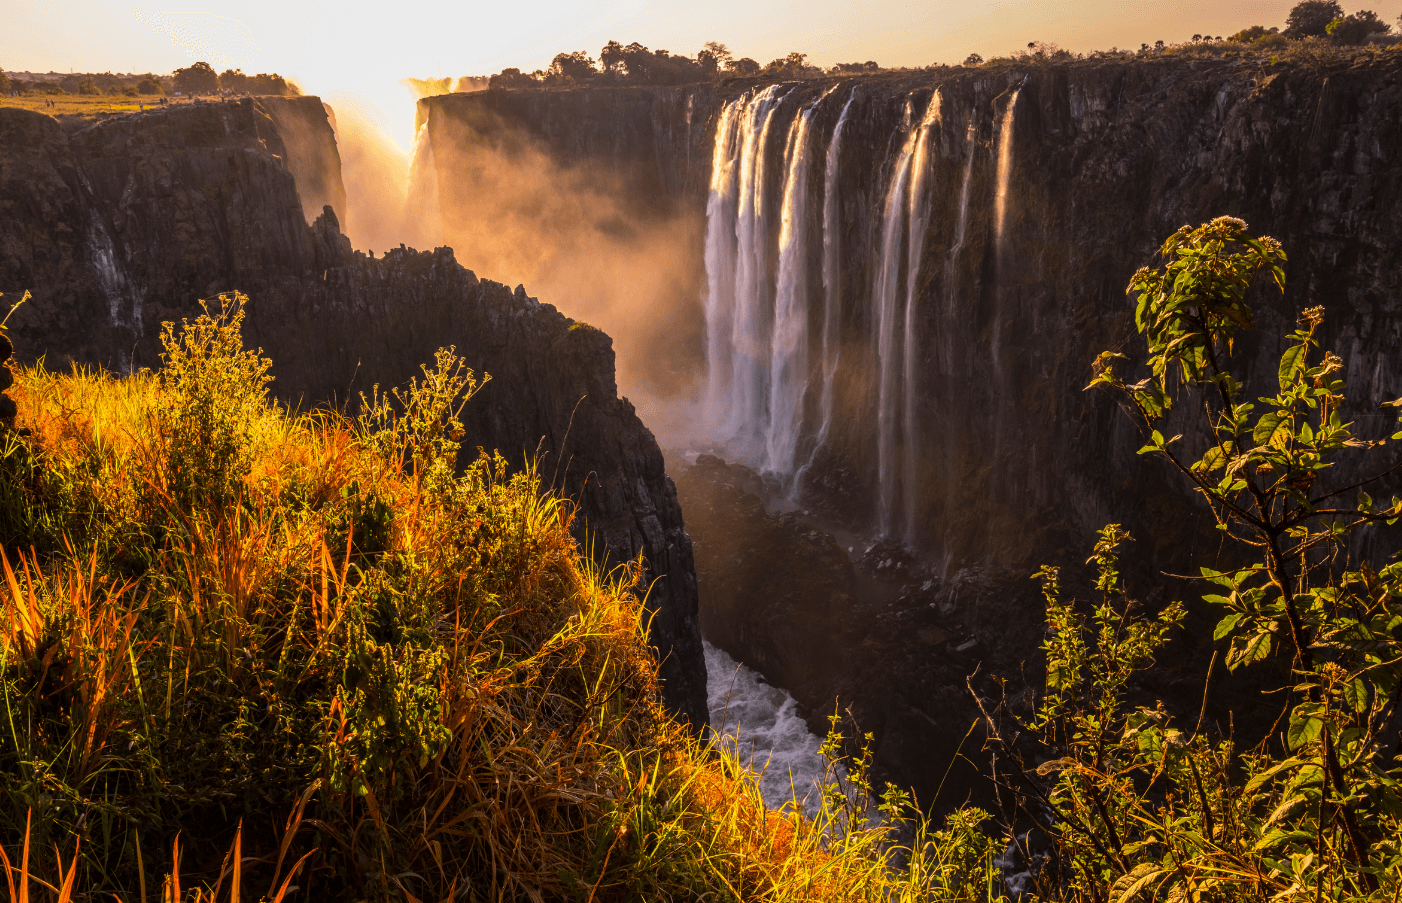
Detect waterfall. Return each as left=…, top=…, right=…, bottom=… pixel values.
left=702, top=84, right=802, bottom=464
left=404, top=121, right=443, bottom=250
left=873, top=92, right=941, bottom=540
left=798, top=88, right=857, bottom=482
left=899, top=93, right=942, bottom=542
left=763, top=94, right=826, bottom=478
left=993, top=87, right=1021, bottom=250
left=991, top=85, right=1021, bottom=382
left=724, top=86, right=788, bottom=457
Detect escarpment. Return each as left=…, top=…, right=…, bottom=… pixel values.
left=420, top=55, right=1402, bottom=802
left=0, top=99, right=707, bottom=729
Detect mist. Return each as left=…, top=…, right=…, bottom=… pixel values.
left=327, top=93, right=709, bottom=446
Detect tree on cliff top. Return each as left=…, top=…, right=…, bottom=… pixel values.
left=173, top=61, right=218, bottom=95
left=547, top=51, right=597, bottom=84
left=1327, top=9, right=1392, bottom=42
left=1285, top=0, right=1345, bottom=36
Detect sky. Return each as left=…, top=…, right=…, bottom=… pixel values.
left=0, top=0, right=1340, bottom=150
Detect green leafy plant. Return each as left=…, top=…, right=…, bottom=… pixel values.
left=154, top=292, right=273, bottom=513
left=998, top=217, right=1402, bottom=900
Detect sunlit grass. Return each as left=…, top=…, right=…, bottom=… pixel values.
left=0, top=297, right=1007, bottom=901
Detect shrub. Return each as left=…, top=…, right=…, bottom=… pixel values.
left=136, top=75, right=162, bottom=95
left=986, top=218, right=1402, bottom=900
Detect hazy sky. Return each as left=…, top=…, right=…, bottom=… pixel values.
left=0, top=0, right=1336, bottom=149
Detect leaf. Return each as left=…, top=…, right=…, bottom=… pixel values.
left=1343, top=677, right=1369, bottom=713
left=1253, top=412, right=1283, bottom=446
left=1214, top=612, right=1244, bottom=640
left=1226, top=631, right=1271, bottom=670
left=1263, top=794, right=1307, bottom=828
left=1278, top=342, right=1306, bottom=391
left=1244, top=756, right=1309, bottom=796
left=1111, top=863, right=1167, bottom=903
left=1286, top=713, right=1323, bottom=750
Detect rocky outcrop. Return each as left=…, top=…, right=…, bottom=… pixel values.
left=0, top=100, right=707, bottom=729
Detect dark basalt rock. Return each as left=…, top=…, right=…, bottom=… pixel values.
left=0, top=99, right=707, bottom=729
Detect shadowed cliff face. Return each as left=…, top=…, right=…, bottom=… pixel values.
left=0, top=99, right=707, bottom=729
left=421, top=57, right=1402, bottom=801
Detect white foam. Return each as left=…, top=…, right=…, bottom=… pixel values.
left=704, top=640, right=828, bottom=816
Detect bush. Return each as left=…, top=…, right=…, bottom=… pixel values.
left=986, top=218, right=1402, bottom=900
left=76, top=78, right=100, bottom=96
left=136, top=75, right=162, bottom=95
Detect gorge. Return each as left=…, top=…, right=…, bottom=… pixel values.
left=4, top=52, right=1402, bottom=807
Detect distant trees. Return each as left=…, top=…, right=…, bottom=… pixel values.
left=1285, top=0, right=1345, bottom=36
left=697, top=41, right=732, bottom=77
left=77, top=77, right=100, bottom=95
left=547, top=51, right=596, bottom=83
left=220, top=69, right=295, bottom=95
left=0, top=71, right=10, bottom=95
left=173, top=62, right=219, bottom=96
left=962, top=53, right=984, bottom=66
left=830, top=60, right=881, bottom=74
left=487, top=68, right=539, bottom=90
left=137, top=76, right=163, bottom=95
left=727, top=57, right=760, bottom=77
left=1326, top=9, right=1392, bottom=42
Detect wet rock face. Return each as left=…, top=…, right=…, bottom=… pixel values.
left=0, top=101, right=707, bottom=730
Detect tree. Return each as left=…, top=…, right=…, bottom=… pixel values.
left=1327, top=9, right=1392, bottom=42
left=547, top=50, right=596, bottom=83
left=0, top=71, right=10, bottom=96
left=173, top=61, right=219, bottom=96
left=137, top=75, right=162, bottom=95
left=963, top=53, right=984, bottom=65
left=600, top=40, right=625, bottom=76
left=727, top=57, right=760, bottom=77
left=697, top=41, right=731, bottom=77
left=487, top=67, right=538, bottom=90
left=1285, top=0, right=1345, bottom=36
left=1011, top=216, right=1402, bottom=899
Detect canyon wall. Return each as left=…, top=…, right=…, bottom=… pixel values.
left=421, top=56, right=1402, bottom=801
left=0, top=98, right=707, bottom=729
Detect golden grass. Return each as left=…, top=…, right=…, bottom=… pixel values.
left=0, top=305, right=1006, bottom=902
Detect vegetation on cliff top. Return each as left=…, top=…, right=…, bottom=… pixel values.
left=0, top=294, right=1000, bottom=901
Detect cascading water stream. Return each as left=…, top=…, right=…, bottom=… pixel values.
left=990, top=86, right=1021, bottom=373
left=797, top=88, right=857, bottom=484
left=764, top=89, right=836, bottom=480
left=899, top=94, right=942, bottom=543
left=720, top=85, right=788, bottom=457
left=873, top=92, right=941, bottom=541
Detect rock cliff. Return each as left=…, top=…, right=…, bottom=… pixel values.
left=0, top=99, right=707, bottom=728
left=422, top=54, right=1402, bottom=800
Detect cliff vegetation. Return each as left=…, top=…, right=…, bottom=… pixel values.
left=0, top=294, right=989, bottom=902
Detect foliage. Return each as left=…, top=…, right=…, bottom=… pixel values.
left=218, top=69, right=295, bottom=95
left=995, top=217, right=1402, bottom=900
left=0, top=294, right=1014, bottom=901
left=75, top=78, right=99, bottom=96
left=172, top=62, right=218, bottom=96
left=1285, top=0, right=1346, bottom=36
left=136, top=76, right=162, bottom=95
left=1327, top=10, right=1393, bottom=43
left=155, top=293, right=273, bottom=513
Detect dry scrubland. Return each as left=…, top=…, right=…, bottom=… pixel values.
left=0, top=296, right=995, bottom=902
